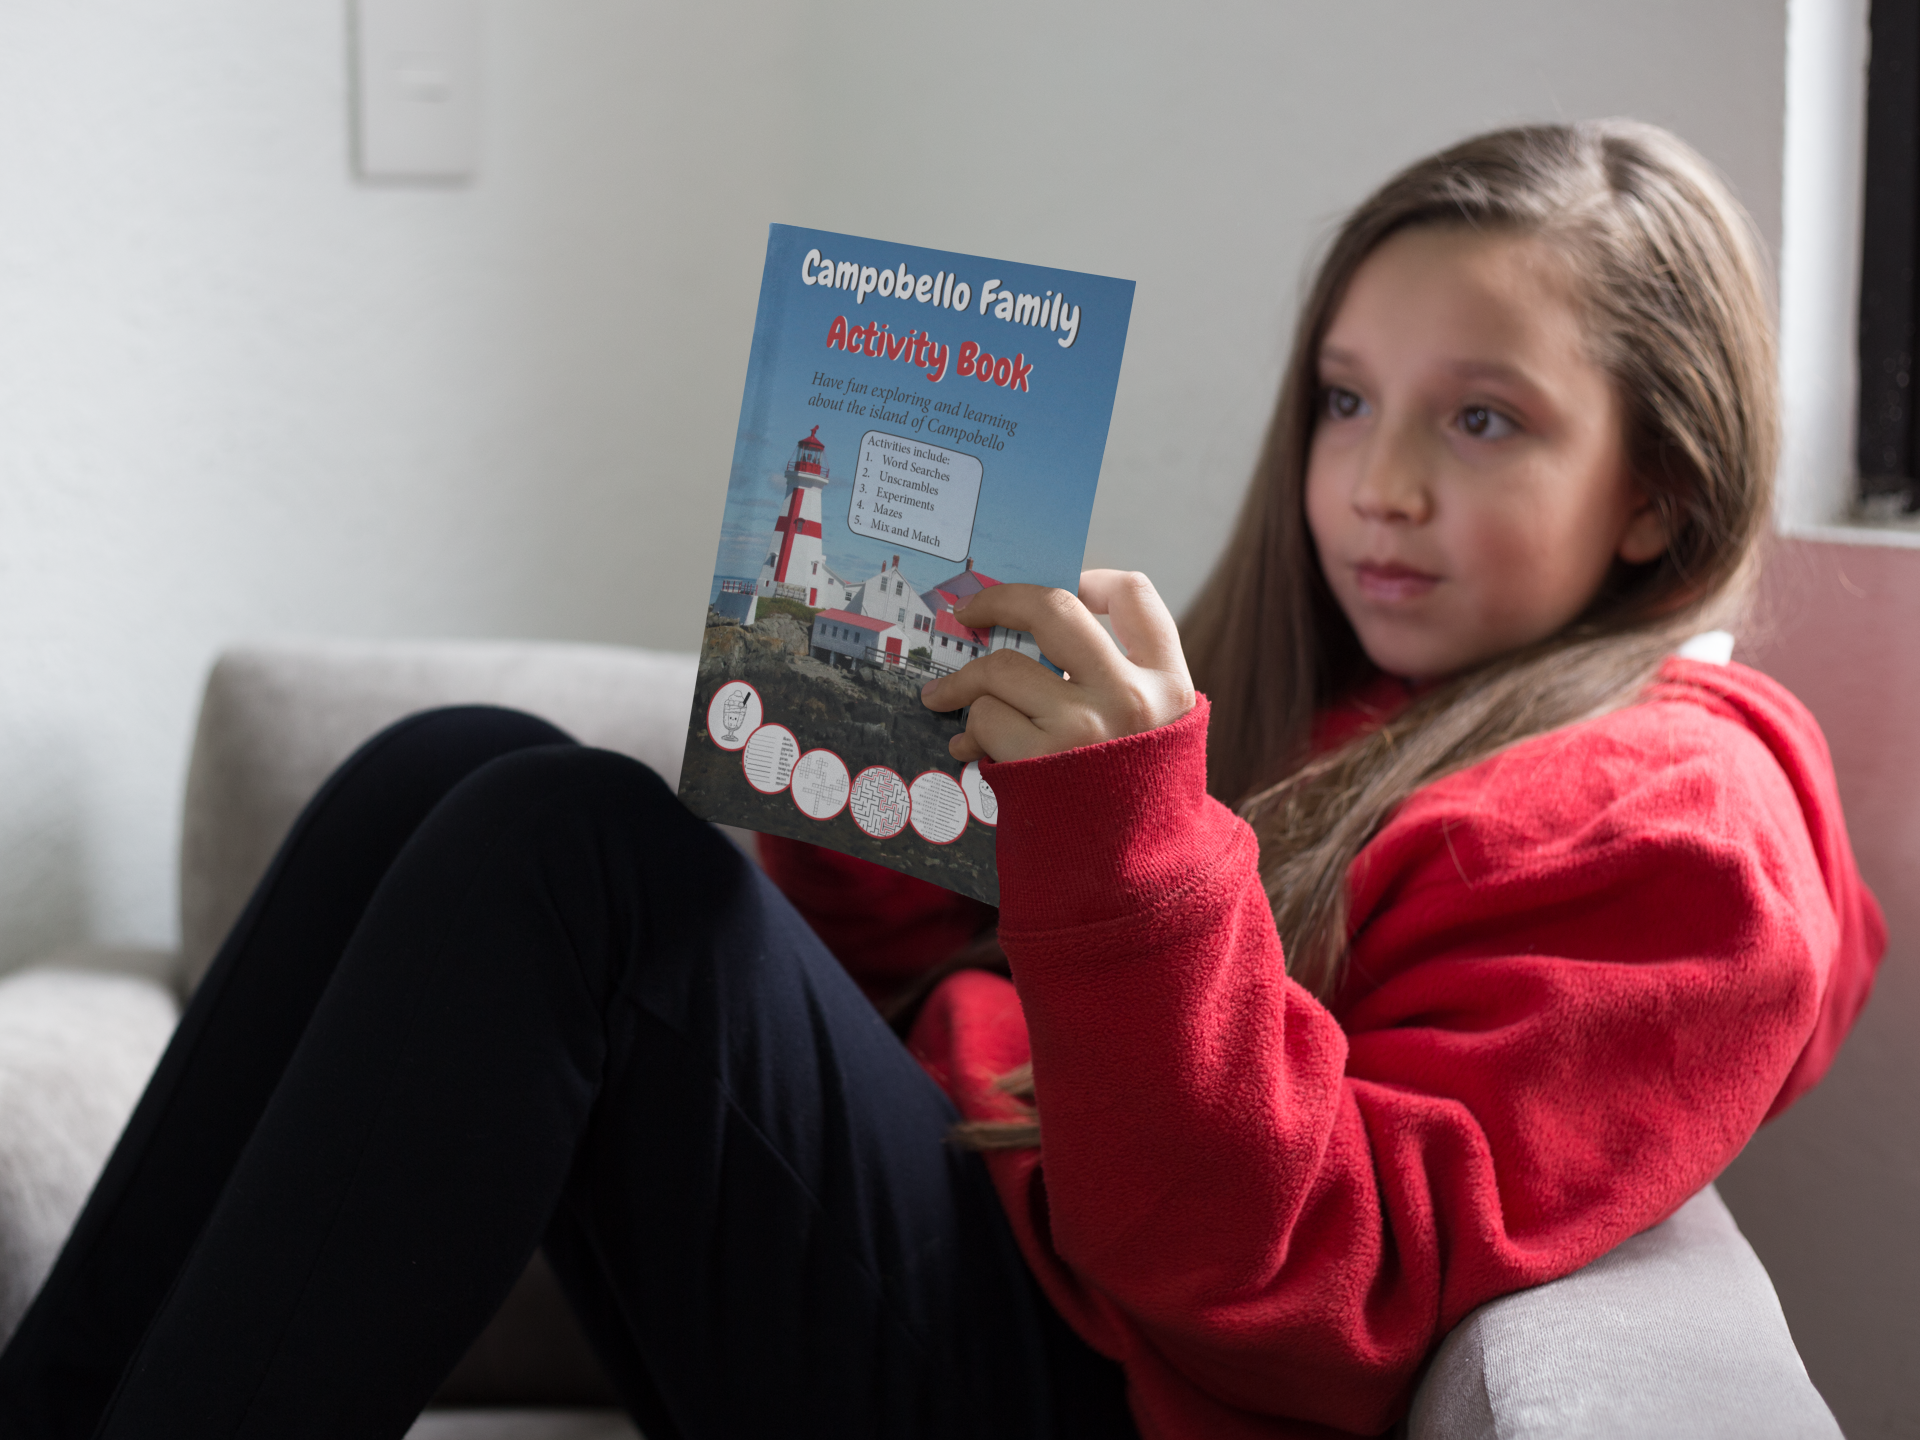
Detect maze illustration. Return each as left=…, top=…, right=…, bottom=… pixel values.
left=850, top=766, right=911, bottom=838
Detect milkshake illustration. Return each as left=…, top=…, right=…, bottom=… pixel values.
left=722, top=688, right=750, bottom=741
left=705, top=681, right=762, bottom=752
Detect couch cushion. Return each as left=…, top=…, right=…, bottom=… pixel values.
left=178, top=641, right=697, bottom=992
left=0, top=966, right=179, bottom=1344
left=1408, top=1185, right=1841, bottom=1439
left=408, top=1410, right=640, bottom=1440
left=406, top=1411, right=640, bottom=1440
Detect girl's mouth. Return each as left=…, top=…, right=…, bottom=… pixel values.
left=1354, top=561, right=1440, bottom=602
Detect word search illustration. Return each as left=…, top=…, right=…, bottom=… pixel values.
left=741, top=725, right=799, bottom=794
left=908, top=771, right=968, bottom=845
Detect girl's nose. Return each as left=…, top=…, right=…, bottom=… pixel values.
left=1351, top=419, right=1433, bottom=524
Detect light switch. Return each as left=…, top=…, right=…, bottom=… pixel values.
left=352, top=0, right=481, bottom=181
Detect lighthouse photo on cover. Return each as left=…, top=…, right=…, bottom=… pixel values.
left=679, top=224, right=1133, bottom=903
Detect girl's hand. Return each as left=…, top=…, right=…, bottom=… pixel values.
left=919, top=570, right=1196, bottom=763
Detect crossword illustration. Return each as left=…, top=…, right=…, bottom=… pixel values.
left=790, top=749, right=850, bottom=821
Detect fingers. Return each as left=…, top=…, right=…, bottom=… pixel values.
left=946, top=583, right=1126, bottom=684
left=918, top=572, right=1194, bottom=766
left=920, top=647, right=1065, bottom=717
left=1077, top=570, right=1188, bottom=677
left=949, top=693, right=1051, bottom=763
left=949, top=729, right=986, bottom=763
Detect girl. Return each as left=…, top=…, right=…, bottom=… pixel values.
left=0, top=121, right=1883, bottom=1439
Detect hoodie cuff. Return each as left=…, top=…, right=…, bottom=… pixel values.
left=982, top=698, right=1249, bottom=932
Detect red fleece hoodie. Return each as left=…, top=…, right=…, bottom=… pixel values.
left=758, top=657, right=1883, bottom=1439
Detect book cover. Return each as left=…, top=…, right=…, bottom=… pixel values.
left=678, top=224, right=1134, bottom=904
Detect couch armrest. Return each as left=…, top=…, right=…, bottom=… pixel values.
left=1409, top=1185, right=1840, bottom=1439
left=178, top=641, right=697, bottom=992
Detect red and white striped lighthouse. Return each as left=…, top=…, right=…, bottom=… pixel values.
left=755, top=426, right=833, bottom=613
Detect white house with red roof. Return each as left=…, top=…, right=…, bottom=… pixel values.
left=810, top=609, right=905, bottom=668
left=842, top=554, right=935, bottom=641
left=920, top=560, right=994, bottom=614
left=807, top=557, right=1042, bottom=674
left=929, top=608, right=991, bottom=665
left=921, top=559, right=1043, bottom=663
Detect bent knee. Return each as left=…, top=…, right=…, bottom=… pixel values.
left=444, top=743, right=715, bottom=859
left=381, top=704, right=577, bottom=755
left=430, top=744, right=749, bottom=968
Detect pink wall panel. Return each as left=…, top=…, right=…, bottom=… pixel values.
left=1722, top=536, right=1920, bottom=1439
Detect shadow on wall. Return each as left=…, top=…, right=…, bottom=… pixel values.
left=1725, top=535, right=1920, bottom=1440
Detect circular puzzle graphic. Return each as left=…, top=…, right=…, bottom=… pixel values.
left=790, top=748, right=850, bottom=821
left=741, top=724, right=799, bottom=794
left=705, top=681, right=761, bottom=752
left=960, top=760, right=998, bottom=826
left=908, top=770, right=968, bottom=845
left=849, top=766, right=910, bottom=838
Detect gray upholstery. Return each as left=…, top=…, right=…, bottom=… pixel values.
left=407, top=1411, right=639, bottom=1440
left=0, top=640, right=1845, bottom=1438
left=1410, top=1185, right=1840, bottom=1439
left=0, top=964, right=178, bottom=1345
left=179, top=640, right=698, bottom=992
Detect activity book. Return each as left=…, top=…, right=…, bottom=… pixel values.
left=677, top=224, right=1134, bottom=903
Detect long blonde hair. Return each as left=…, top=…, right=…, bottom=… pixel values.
left=960, top=120, right=1777, bottom=1149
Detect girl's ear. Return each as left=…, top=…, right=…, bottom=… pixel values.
left=1617, top=490, right=1670, bottom=565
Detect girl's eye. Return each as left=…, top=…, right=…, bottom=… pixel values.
left=1458, top=405, right=1518, bottom=440
left=1323, top=387, right=1367, bottom=421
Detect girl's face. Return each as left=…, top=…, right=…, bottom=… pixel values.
left=1304, top=225, right=1667, bottom=682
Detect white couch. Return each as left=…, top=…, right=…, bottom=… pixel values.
left=0, top=640, right=1844, bottom=1439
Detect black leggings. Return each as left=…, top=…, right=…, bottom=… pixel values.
left=0, top=708, right=1133, bottom=1439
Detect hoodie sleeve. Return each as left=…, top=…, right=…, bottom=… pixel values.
left=967, top=675, right=1880, bottom=1439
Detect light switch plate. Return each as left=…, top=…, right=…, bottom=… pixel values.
left=352, top=0, right=481, bottom=181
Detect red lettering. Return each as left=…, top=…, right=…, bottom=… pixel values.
left=825, top=315, right=848, bottom=351
left=865, top=327, right=884, bottom=357
left=976, top=351, right=996, bottom=383
left=912, top=334, right=929, bottom=368
left=884, top=330, right=905, bottom=361
left=992, top=356, right=1012, bottom=387
left=925, top=342, right=949, bottom=382
left=1009, top=353, right=1033, bottom=392
left=848, top=323, right=868, bottom=352
left=957, top=340, right=979, bottom=378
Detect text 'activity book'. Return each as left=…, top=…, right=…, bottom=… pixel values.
left=677, top=225, right=1134, bottom=904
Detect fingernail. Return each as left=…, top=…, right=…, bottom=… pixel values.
left=920, top=680, right=937, bottom=699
